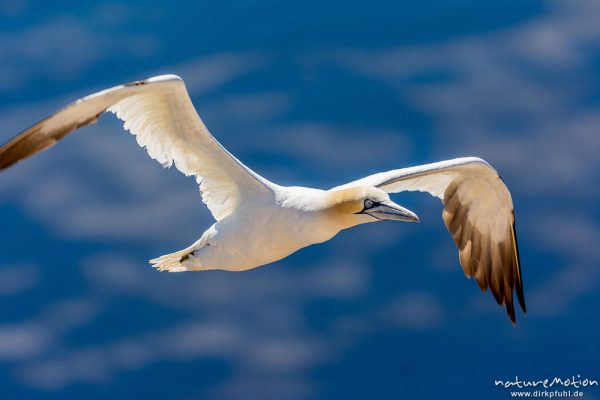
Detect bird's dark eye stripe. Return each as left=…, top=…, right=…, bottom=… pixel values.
left=363, top=199, right=379, bottom=209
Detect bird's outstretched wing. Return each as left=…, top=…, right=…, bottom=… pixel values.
left=0, top=75, right=272, bottom=221
left=335, top=157, right=525, bottom=323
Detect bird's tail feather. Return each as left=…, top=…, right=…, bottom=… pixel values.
left=150, top=248, right=192, bottom=272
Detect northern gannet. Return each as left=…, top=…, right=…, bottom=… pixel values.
left=0, top=75, right=526, bottom=322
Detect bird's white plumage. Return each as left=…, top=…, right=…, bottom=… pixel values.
left=335, top=157, right=485, bottom=197
left=0, top=75, right=525, bottom=323
left=105, top=75, right=273, bottom=220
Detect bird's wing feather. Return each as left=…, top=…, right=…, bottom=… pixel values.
left=0, top=75, right=272, bottom=221
left=335, top=157, right=525, bottom=323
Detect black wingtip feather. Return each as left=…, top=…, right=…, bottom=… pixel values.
left=511, top=218, right=526, bottom=313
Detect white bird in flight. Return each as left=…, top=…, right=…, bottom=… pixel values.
left=0, top=75, right=525, bottom=322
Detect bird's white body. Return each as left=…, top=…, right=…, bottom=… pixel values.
left=0, top=74, right=526, bottom=322
left=172, top=185, right=355, bottom=272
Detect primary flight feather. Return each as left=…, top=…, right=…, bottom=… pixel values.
left=0, top=75, right=526, bottom=323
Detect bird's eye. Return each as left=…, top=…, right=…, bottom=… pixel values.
left=364, top=199, right=374, bottom=208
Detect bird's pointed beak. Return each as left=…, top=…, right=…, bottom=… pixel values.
left=365, top=200, right=420, bottom=222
